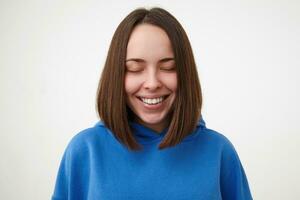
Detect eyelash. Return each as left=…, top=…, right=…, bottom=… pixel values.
left=126, top=69, right=143, bottom=73
left=160, top=66, right=176, bottom=71
left=125, top=66, right=176, bottom=73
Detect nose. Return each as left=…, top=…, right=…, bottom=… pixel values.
left=143, top=69, right=162, bottom=91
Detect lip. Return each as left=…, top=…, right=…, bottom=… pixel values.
left=137, top=94, right=170, bottom=99
left=137, top=97, right=164, bottom=110
left=135, top=94, right=171, bottom=110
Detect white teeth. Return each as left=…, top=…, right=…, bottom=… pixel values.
left=141, top=97, right=164, bottom=105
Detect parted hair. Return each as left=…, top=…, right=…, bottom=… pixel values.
left=96, top=7, right=202, bottom=151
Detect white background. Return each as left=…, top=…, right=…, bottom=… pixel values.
left=1, top=0, right=299, bottom=199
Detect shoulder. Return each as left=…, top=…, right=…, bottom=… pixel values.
left=200, top=128, right=246, bottom=179
left=202, top=129, right=253, bottom=199
left=196, top=125, right=235, bottom=151
left=64, top=121, right=109, bottom=157
left=205, top=128, right=239, bottom=159
left=192, top=119, right=234, bottom=149
left=193, top=126, right=243, bottom=169
left=52, top=122, right=108, bottom=199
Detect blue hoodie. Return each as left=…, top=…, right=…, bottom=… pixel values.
left=52, top=119, right=253, bottom=200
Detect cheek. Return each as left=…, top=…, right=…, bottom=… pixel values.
left=171, top=75, right=178, bottom=91
left=124, top=75, right=142, bottom=94
left=162, top=73, right=177, bottom=92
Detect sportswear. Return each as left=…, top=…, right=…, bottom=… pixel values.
left=52, top=118, right=253, bottom=200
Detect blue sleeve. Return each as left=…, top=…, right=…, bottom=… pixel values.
left=220, top=138, right=253, bottom=200
left=51, top=133, right=90, bottom=200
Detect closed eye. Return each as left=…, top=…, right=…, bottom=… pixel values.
left=126, top=64, right=144, bottom=73
left=126, top=69, right=143, bottom=73
left=160, top=66, right=176, bottom=71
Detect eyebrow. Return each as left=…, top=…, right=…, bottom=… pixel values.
left=125, top=57, right=175, bottom=63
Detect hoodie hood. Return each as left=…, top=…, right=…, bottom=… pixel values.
left=130, top=117, right=206, bottom=144
left=94, top=117, right=206, bottom=145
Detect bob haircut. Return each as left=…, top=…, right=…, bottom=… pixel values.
left=96, top=7, right=202, bottom=151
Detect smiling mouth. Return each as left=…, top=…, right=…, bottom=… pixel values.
left=137, top=95, right=170, bottom=105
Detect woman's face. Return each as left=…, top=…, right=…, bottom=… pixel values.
left=125, top=24, right=177, bottom=132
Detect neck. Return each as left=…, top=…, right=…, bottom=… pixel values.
left=134, top=117, right=170, bottom=133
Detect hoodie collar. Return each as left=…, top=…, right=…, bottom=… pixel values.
left=130, top=117, right=206, bottom=144
left=94, top=117, right=206, bottom=144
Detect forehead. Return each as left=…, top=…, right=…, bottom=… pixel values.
left=126, top=24, right=174, bottom=60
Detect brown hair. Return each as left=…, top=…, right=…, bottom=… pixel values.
left=96, top=7, right=202, bottom=151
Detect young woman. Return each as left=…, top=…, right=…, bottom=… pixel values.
left=52, top=7, right=253, bottom=200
